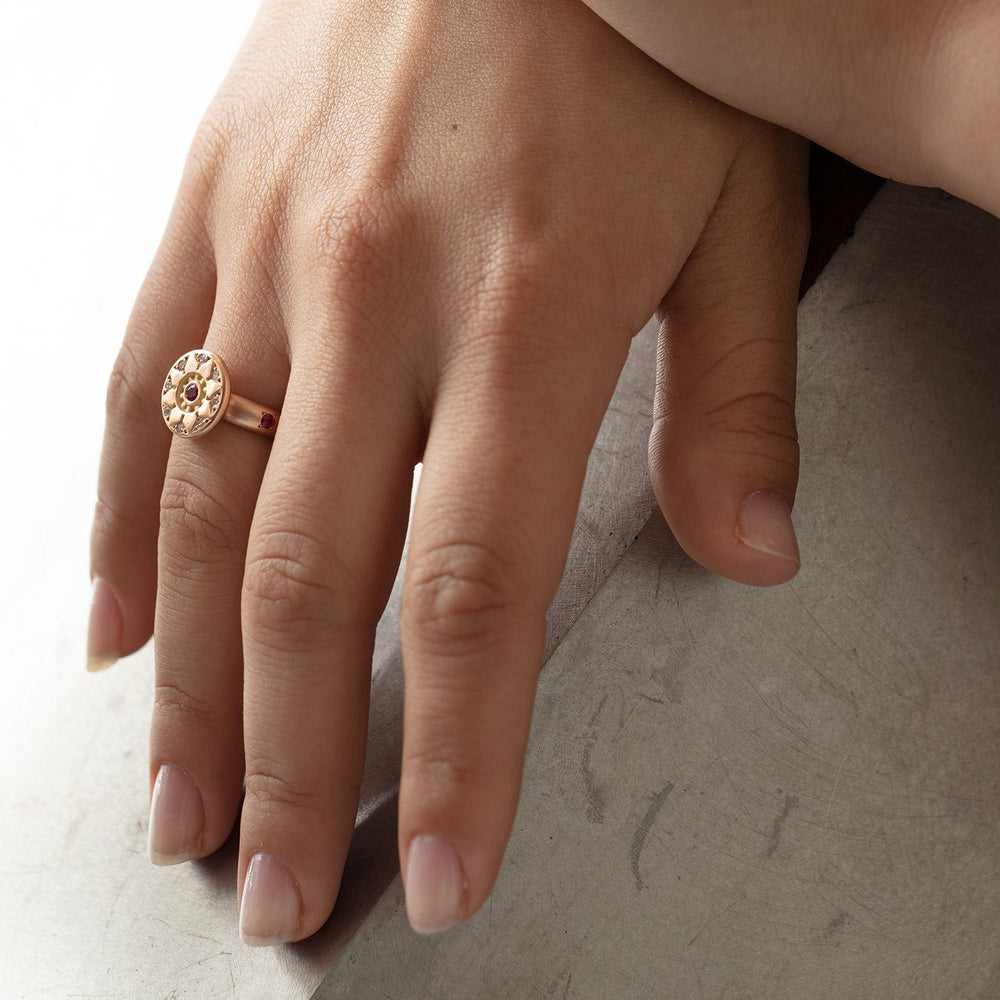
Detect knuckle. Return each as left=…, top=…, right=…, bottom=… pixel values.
left=402, top=540, right=520, bottom=648
left=244, top=764, right=323, bottom=813
left=404, top=749, right=478, bottom=792
left=183, top=115, right=234, bottom=201
left=223, top=230, right=288, bottom=349
left=472, top=239, right=552, bottom=336
left=443, top=236, right=564, bottom=379
left=703, top=389, right=800, bottom=476
left=654, top=379, right=800, bottom=484
left=703, top=388, right=797, bottom=436
left=693, top=340, right=798, bottom=434
left=304, top=187, right=401, bottom=280
left=154, top=680, right=215, bottom=725
left=159, top=475, right=238, bottom=567
left=91, top=494, right=129, bottom=547
left=480, top=232, right=550, bottom=308
left=701, top=336, right=796, bottom=388
left=105, top=342, right=149, bottom=425
left=91, top=492, right=159, bottom=586
left=243, top=529, right=341, bottom=638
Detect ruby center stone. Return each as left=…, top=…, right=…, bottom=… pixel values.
left=259, top=413, right=276, bottom=431
left=184, top=383, right=199, bottom=402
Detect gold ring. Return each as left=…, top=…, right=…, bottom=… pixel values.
left=160, top=349, right=279, bottom=438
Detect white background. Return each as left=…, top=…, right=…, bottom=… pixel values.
left=0, top=0, right=257, bottom=738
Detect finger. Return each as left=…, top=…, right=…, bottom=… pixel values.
left=398, top=324, right=630, bottom=933
left=236, top=340, right=421, bottom=946
left=89, top=205, right=216, bottom=670
left=149, top=284, right=288, bottom=865
left=649, top=127, right=810, bottom=586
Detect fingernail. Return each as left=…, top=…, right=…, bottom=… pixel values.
left=240, top=853, right=303, bottom=946
left=737, top=492, right=800, bottom=564
left=405, top=834, right=466, bottom=934
left=148, top=764, right=205, bottom=865
left=87, top=575, right=122, bottom=672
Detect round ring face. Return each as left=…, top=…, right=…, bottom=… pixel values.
left=161, top=350, right=230, bottom=437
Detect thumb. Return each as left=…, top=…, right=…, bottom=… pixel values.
left=650, top=125, right=809, bottom=586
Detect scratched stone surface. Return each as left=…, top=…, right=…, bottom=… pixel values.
left=313, top=183, right=1000, bottom=998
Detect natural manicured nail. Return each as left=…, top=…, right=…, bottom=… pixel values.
left=405, top=834, right=466, bottom=934
left=240, top=853, right=303, bottom=946
left=737, top=491, right=800, bottom=564
left=87, top=575, right=123, bottom=672
left=148, top=764, right=205, bottom=866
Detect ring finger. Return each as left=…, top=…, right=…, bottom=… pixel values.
left=149, top=278, right=288, bottom=866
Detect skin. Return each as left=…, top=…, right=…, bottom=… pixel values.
left=579, top=0, right=1000, bottom=217
left=91, top=0, right=808, bottom=941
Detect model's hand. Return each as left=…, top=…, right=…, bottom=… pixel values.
left=581, top=0, right=1000, bottom=216
left=89, top=0, right=807, bottom=942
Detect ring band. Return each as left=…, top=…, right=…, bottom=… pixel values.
left=160, top=349, right=279, bottom=438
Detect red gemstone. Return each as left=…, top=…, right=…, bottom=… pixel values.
left=184, top=383, right=199, bottom=402
left=259, top=412, right=276, bottom=431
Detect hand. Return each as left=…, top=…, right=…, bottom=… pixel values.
left=580, top=0, right=1000, bottom=217
left=89, top=0, right=807, bottom=942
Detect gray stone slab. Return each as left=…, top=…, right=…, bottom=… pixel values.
left=313, top=183, right=1000, bottom=998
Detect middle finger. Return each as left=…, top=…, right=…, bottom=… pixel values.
left=237, top=326, right=421, bottom=946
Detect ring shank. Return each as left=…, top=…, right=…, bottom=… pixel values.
left=224, top=393, right=280, bottom=437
